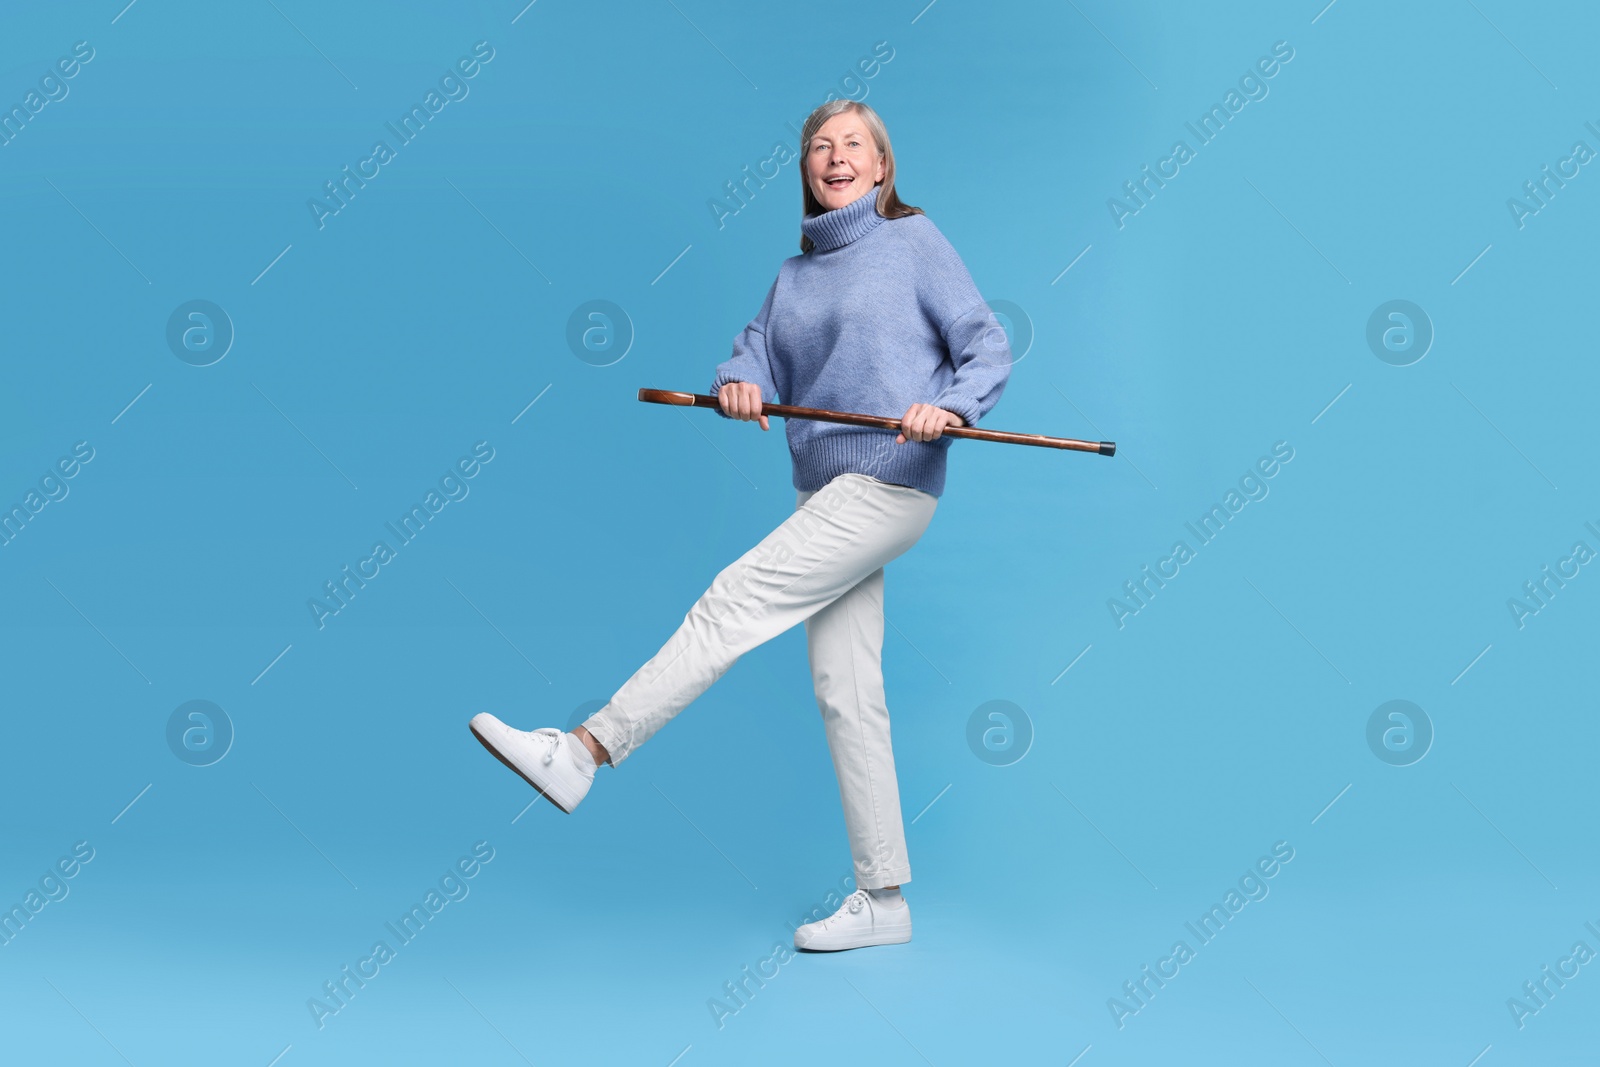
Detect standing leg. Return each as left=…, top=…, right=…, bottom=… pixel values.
left=581, top=474, right=936, bottom=767
left=805, top=566, right=912, bottom=890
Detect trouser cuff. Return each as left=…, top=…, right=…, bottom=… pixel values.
left=581, top=709, right=629, bottom=767
left=857, top=864, right=911, bottom=891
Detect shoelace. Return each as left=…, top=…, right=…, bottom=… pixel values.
left=821, top=890, right=870, bottom=927
left=529, top=727, right=564, bottom=765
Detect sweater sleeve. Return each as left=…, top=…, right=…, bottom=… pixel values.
left=909, top=219, right=1012, bottom=427
left=709, top=276, right=780, bottom=420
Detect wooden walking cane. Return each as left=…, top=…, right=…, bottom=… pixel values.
left=637, top=389, right=1117, bottom=457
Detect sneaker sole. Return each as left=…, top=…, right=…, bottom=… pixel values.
left=469, top=720, right=577, bottom=814
left=795, top=926, right=912, bottom=952
left=790, top=921, right=908, bottom=953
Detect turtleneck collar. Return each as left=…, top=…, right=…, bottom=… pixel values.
left=801, top=184, right=887, bottom=252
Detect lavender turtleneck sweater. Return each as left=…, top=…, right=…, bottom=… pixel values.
left=711, top=184, right=1011, bottom=498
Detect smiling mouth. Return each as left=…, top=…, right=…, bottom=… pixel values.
left=825, top=176, right=854, bottom=188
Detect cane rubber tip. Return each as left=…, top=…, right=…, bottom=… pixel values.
left=1100, top=442, right=1117, bottom=457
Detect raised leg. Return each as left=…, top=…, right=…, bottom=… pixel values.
left=581, top=473, right=936, bottom=767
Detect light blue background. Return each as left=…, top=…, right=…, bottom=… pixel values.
left=2, top=1, right=1595, bottom=1064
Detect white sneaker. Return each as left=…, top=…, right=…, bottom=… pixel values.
left=794, top=889, right=912, bottom=952
left=468, top=713, right=595, bottom=814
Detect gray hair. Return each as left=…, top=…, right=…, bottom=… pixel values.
left=798, top=99, right=922, bottom=252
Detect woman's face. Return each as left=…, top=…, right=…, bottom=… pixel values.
left=805, top=112, right=886, bottom=212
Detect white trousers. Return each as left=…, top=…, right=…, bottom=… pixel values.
left=582, top=472, right=938, bottom=890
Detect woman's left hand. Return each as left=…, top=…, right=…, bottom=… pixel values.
left=896, top=404, right=965, bottom=444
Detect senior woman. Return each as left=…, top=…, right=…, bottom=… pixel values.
left=470, top=99, right=1011, bottom=952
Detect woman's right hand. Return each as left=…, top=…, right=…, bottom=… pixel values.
left=718, top=381, right=769, bottom=431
